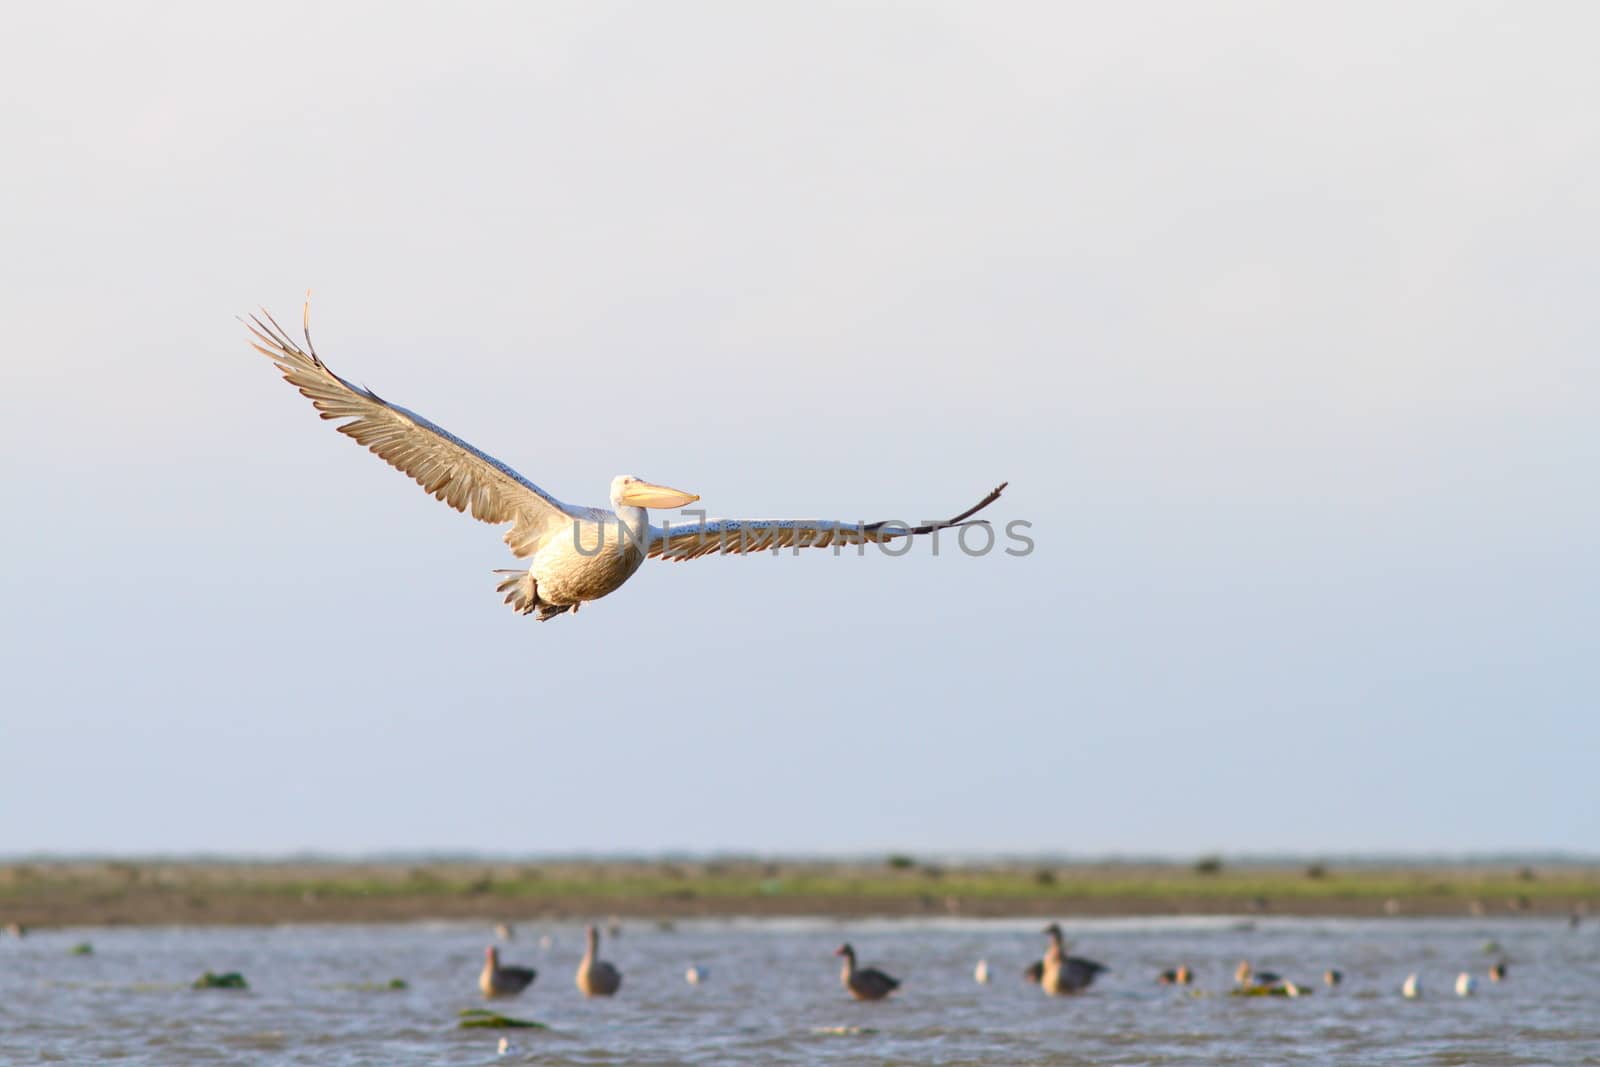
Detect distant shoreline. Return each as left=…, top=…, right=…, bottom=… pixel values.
left=5, top=859, right=1596, bottom=928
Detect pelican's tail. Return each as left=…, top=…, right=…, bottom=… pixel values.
left=493, top=570, right=574, bottom=621
left=494, top=569, right=540, bottom=615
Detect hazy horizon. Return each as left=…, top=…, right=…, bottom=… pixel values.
left=2, top=2, right=1596, bottom=856
left=6, top=849, right=1597, bottom=865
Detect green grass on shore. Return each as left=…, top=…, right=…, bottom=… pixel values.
left=5, top=859, right=1599, bottom=907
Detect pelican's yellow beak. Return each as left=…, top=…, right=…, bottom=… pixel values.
left=619, top=481, right=700, bottom=509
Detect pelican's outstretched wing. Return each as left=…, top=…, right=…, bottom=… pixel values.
left=647, top=483, right=1007, bottom=561
left=245, top=307, right=583, bottom=557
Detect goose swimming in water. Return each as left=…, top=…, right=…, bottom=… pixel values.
left=576, top=925, right=622, bottom=997
left=1235, top=961, right=1283, bottom=988
left=244, top=305, right=1006, bottom=621
left=1039, top=924, right=1106, bottom=995
left=835, top=944, right=900, bottom=1001
left=478, top=946, right=536, bottom=998
left=1157, top=965, right=1193, bottom=985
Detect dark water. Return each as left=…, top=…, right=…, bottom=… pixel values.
left=2, top=917, right=1596, bottom=1064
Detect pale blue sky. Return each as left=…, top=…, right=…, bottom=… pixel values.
left=2, top=2, right=1596, bottom=856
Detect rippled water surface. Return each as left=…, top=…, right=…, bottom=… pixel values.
left=3, top=917, right=1597, bottom=1064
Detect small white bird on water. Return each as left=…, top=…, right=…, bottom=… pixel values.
left=1402, top=973, right=1422, bottom=999
left=1455, top=972, right=1477, bottom=996
left=243, top=303, right=1007, bottom=622
left=974, top=959, right=991, bottom=985
left=685, top=966, right=707, bottom=986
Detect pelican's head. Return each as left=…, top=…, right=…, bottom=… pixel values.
left=610, top=474, right=699, bottom=511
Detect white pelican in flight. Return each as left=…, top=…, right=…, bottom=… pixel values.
left=244, top=307, right=1006, bottom=621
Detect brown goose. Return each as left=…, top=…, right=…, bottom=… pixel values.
left=1235, top=960, right=1283, bottom=988
left=1157, top=965, right=1193, bottom=985
left=1040, top=924, right=1107, bottom=995
left=835, top=943, right=900, bottom=1001
left=576, top=924, right=622, bottom=997
left=478, top=946, right=536, bottom=998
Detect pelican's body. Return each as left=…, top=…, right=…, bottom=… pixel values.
left=244, top=307, right=1006, bottom=622
left=491, top=486, right=662, bottom=618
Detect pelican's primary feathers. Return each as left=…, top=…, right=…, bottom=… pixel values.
left=244, top=305, right=1007, bottom=621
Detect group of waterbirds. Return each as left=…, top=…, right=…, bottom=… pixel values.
left=1002, top=923, right=1110, bottom=995
left=819, top=924, right=1112, bottom=1002
left=480, top=924, right=622, bottom=999
left=478, top=920, right=1520, bottom=1006
left=1221, top=958, right=1510, bottom=999
left=477, top=923, right=1105, bottom=1004
left=974, top=930, right=1105, bottom=994
left=1402, top=961, right=1509, bottom=1000
left=792, top=923, right=1110, bottom=1002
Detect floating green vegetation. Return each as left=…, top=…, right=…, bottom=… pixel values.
left=329, top=978, right=408, bottom=992
left=70, top=942, right=93, bottom=956
left=192, top=971, right=249, bottom=990
left=1230, top=985, right=1312, bottom=998
left=457, top=1008, right=547, bottom=1029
